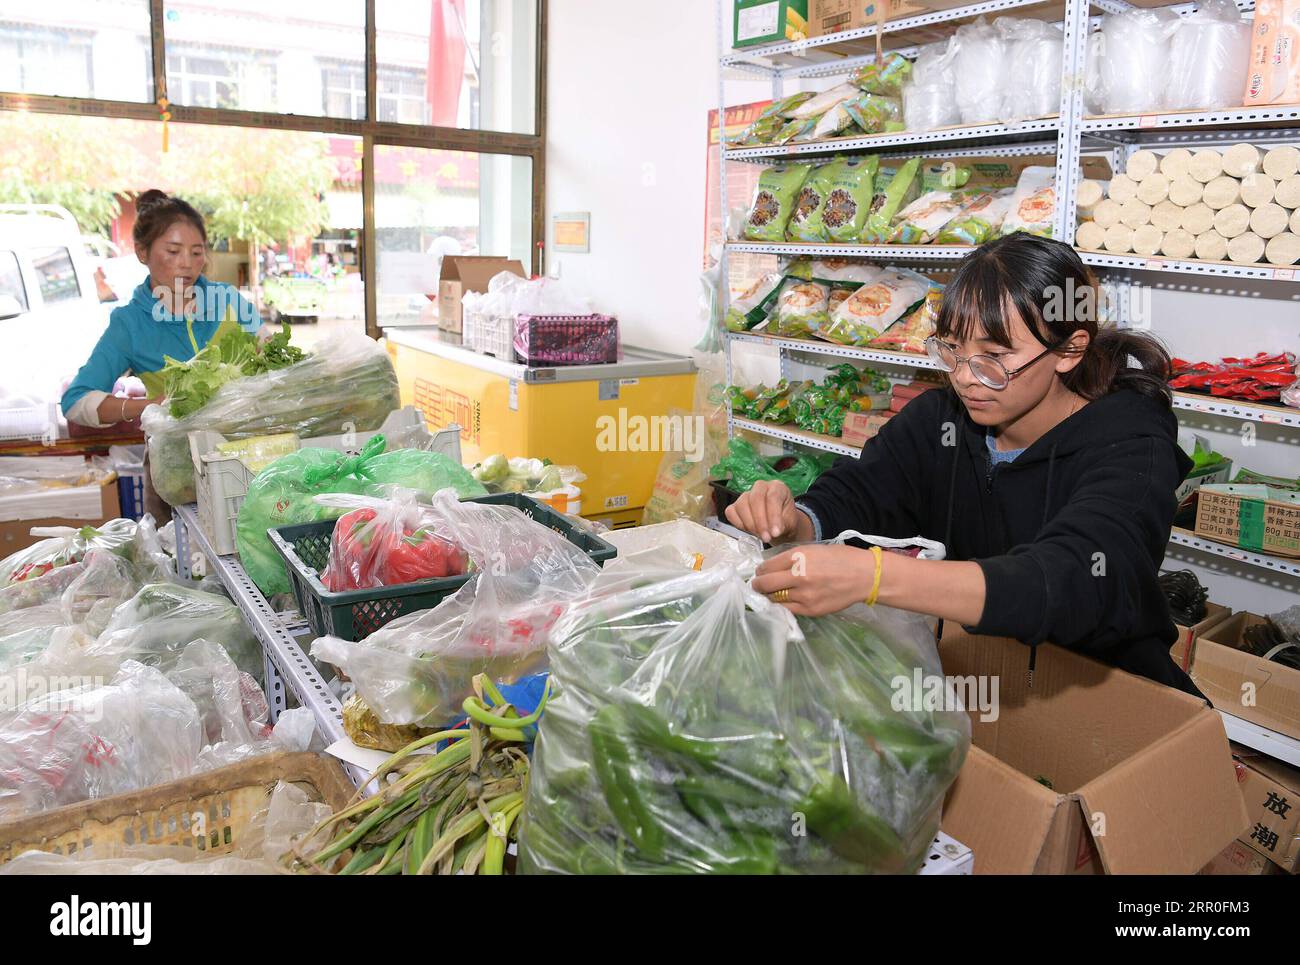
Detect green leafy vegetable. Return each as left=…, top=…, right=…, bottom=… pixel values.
left=158, top=319, right=308, bottom=418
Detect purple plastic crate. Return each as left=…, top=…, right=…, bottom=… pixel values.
left=513, top=314, right=619, bottom=366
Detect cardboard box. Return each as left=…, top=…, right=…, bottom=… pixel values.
left=1192, top=612, right=1300, bottom=741
left=939, top=628, right=1249, bottom=874
left=734, top=0, right=809, bottom=47
left=0, top=478, right=119, bottom=556
left=840, top=410, right=893, bottom=447
left=1242, top=0, right=1300, bottom=107
left=1194, top=486, right=1300, bottom=558
left=1169, top=601, right=1234, bottom=673
left=437, top=257, right=526, bottom=335
left=1199, top=838, right=1281, bottom=875
left=1232, top=750, right=1300, bottom=872
left=810, top=0, right=972, bottom=34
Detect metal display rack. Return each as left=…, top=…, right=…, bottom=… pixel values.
left=716, top=0, right=1299, bottom=605
left=173, top=504, right=357, bottom=773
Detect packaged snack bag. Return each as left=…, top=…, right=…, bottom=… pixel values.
left=823, top=156, right=881, bottom=243
left=724, top=272, right=785, bottom=332
left=785, top=164, right=840, bottom=242
left=933, top=189, right=1015, bottom=244
left=1000, top=166, right=1057, bottom=238
left=862, top=158, right=922, bottom=243
left=773, top=279, right=831, bottom=338
left=743, top=164, right=813, bottom=242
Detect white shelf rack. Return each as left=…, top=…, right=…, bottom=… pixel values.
left=730, top=416, right=862, bottom=457
left=1081, top=105, right=1300, bottom=137
left=1078, top=249, right=1300, bottom=281
left=173, top=504, right=353, bottom=758
left=1219, top=711, right=1300, bottom=769
left=724, top=123, right=1058, bottom=161
left=726, top=240, right=974, bottom=260
left=1172, top=392, right=1300, bottom=428
left=728, top=330, right=944, bottom=369
left=1168, top=528, right=1300, bottom=579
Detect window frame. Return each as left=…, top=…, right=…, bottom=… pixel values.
left=0, top=250, right=31, bottom=313
left=0, top=0, right=548, bottom=339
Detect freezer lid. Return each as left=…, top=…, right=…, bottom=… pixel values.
left=384, top=327, right=696, bottom=382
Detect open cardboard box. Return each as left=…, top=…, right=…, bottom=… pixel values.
left=1192, top=613, right=1300, bottom=742
left=1231, top=747, right=1300, bottom=873
left=437, top=256, right=527, bottom=334
left=1169, top=601, right=1234, bottom=673
left=939, top=628, right=1248, bottom=874
left=0, top=478, right=120, bottom=556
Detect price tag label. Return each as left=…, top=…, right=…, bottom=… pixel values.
left=1139, top=115, right=1158, bottom=128
left=1145, top=258, right=1164, bottom=270
left=762, top=336, right=774, bottom=346
left=1262, top=413, right=1282, bottom=424
left=1273, top=268, right=1295, bottom=281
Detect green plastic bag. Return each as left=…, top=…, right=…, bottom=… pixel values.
left=823, top=156, right=880, bottom=244
left=742, top=164, right=813, bottom=242
left=235, top=436, right=487, bottom=596
left=785, top=163, right=839, bottom=243
left=710, top=438, right=832, bottom=498
left=862, top=158, right=921, bottom=243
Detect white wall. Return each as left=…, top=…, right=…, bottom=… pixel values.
left=545, top=0, right=767, bottom=354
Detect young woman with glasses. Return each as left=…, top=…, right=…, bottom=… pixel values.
left=731, top=232, right=1200, bottom=694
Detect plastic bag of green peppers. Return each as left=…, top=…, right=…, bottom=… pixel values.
left=517, top=565, right=970, bottom=875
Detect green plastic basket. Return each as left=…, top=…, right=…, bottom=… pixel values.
left=267, top=493, right=617, bottom=643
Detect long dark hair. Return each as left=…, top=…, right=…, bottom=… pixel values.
left=133, top=189, right=208, bottom=252
left=935, top=233, right=1172, bottom=405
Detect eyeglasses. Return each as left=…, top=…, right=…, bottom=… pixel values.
left=924, top=336, right=1062, bottom=391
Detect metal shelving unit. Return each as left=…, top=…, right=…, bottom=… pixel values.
left=1168, top=528, right=1300, bottom=579
left=727, top=330, right=944, bottom=369
left=173, top=504, right=351, bottom=755
left=731, top=416, right=862, bottom=456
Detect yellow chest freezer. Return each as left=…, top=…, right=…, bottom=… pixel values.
left=385, top=329, right=696, bottom=522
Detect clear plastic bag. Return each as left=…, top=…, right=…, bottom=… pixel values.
left=317, top=489, right=469, bottom=592
left=142, top=332, right=401, bottom=505
left=0, top=661, right=203, bottom=819
left=1164, top=0, right=1251, bottom=111
left=311, top=488, right=602, bottom=727
left=74, top=582, right=263, bottom=682
left=997, top=18, right=1063, bottom=122
left=1097, top=7, right=1179, bottom=114
left=517, top=566, right=970, bottom=875
left=165, top=639, right=273, bottom=770
left=0, top=517, right=162, bottom=590
left=952, top=19, right=1007, bottom=125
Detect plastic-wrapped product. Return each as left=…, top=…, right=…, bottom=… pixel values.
left=933, top=189, right=1015, bottom=244
left=851, top=52, right=912, bottom=96
left=517, top=566, right=970, bottom=875
left=997, top=18, right=1064, bottom=122
left=870, top=289, right=943, bottom=354
left=785, top=164, right=840, bottom=243
left=318, top=490, right=469, bottom=592
left=788, top=83, right=861, bottom=120
left=641, top=409, right=724, bottom=526
left=142, top=332, right=401, bottom=506
left=742, top=164, right=813, bottom=242
left=1164, top=0, right=1252, bottom=112
left=312, top=489, right=602, bottom=727
left=825, top=269, right=933, bottom=345
left=786, top=257, right=885, bottom=286
left=1097, top=7, right=1179, bottom=115
left=862, top=158, right=921, bottom=243
left=902, top=40, right=960, bottom=131
left=813, top=103, right=857, bottom=140
left=887, top=190, right=970, bottom=244
left=821, top=156, right=880, bottom=243
left=841, top=92, right=904, bottom=135
left=772, top=279, right=832, bottom=338
left=953, top=19, right=1008, bottom=125
left=1000, top=166, right=1057, bottom=238
left=0, top=661, right=203, bottom=819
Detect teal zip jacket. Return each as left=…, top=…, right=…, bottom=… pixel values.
left=61, top=275, right=260, bottom=415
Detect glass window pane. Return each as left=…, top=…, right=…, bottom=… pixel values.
left=374, top=145, right=532, bottom=328
left=0, top=251, right=29, bottom=311
left=376, top=0, right=536, bottom=135
left=163, top=1, right=364, bottom=118
left=0, top=1, right=152, bottom=101
left=0, top=110, right=367, bottom=404
left=32, top=247, right=81, bottom=304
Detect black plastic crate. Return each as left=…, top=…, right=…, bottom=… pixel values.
left=267, top=492, right=617, bottom=643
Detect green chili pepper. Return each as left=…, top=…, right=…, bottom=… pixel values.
left=588, top=705, right=666, bottom=860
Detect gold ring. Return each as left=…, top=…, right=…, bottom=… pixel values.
left=769, top=588, right=790, bottom=603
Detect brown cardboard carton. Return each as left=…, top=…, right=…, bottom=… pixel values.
left=1231, top=750, right=1300, bottom=872
left=1194, top=612, right=1300, bottom=741
left=1169, top=601, right=1233, bottom=673
left=1194, top=487, right=1300, bottom=558
left=437, top=257, right=526, bottom=334
left=940, top=628, right=1249, bottom=874
left=840, top=411, right=894, bottom=448
left=0, top=478, right=120, bottom=556
left=810, top=0, right=972, bottom=34
left=1199, top=838, right=1280, bottom=875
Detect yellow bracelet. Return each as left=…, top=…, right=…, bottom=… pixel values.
left=865, top=545, right=884, bottom=606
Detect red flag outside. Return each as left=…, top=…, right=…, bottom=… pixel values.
left=427, top=0, right=468, bottom=127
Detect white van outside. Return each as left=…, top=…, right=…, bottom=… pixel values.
left=0, top=205, right=115, bottom=405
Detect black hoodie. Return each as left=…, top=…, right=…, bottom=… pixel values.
left=797, top=386, right=1202, bottom=696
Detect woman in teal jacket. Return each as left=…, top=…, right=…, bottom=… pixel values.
left=61, top=189, right=262, bottom=428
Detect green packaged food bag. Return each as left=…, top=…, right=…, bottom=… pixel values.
left=933, top=189, right=1015, bottom=245
left=724, top=272, right=785, bottom=332
left=785, top=164, right=839, bottom=243
left=743, top=164, right=812, bottom=242
left=851, top=52, right=912, bottom=96
left=823, top=156, right=880, bottom=243
left=862, top=157, right=921, bottom=243
left=773, top=117, right=818, bottom=145
left=843, top=92, right=904, bottom=135
left=773, top=279, right=831, bottom=338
